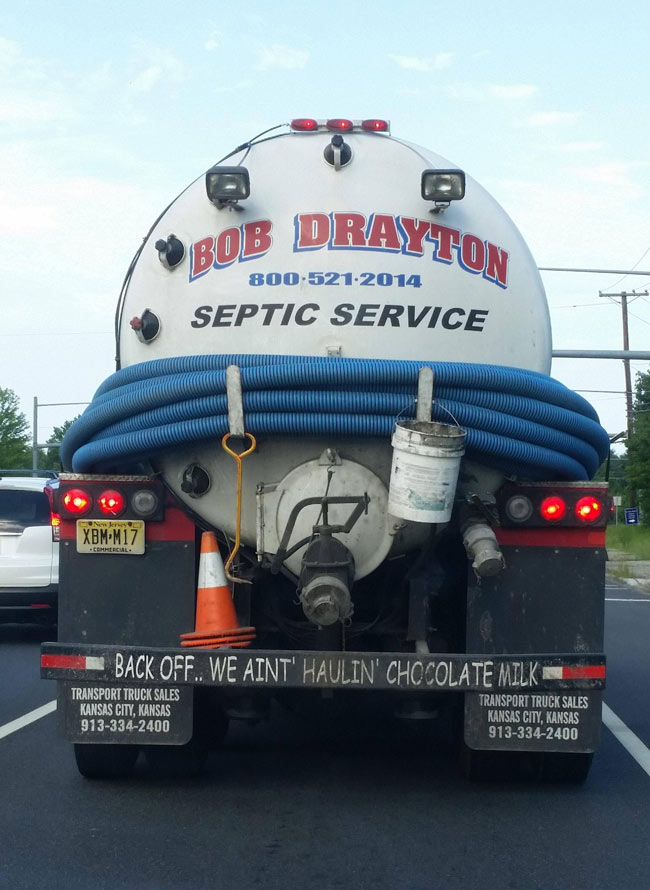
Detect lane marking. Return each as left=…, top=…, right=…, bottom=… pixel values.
left=603, top=702, right=650, bottom=778
left=0, top=700, right=56, bottom=741
left=606, top=597, right=650, bottom=602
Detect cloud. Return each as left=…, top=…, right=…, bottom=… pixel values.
left=573, top=161, right=639, bottom=190
left=488, top=84, right=537, bottom=100
left=0, top=35, right=21, bottom=70
left=434, top=82, right=537, bottom=102
left=129, top=41, right=186, bottom=93
left=389, top=53, right=453, bottom=72
left=204, top=31, right=220, bottom=52
left=558, top=141, right=605, bottom=153
left=0, top=90, right=75, bottom=123
left=525, top=111, right=579, bottom=127
left=0, top=35, right=75, bottom=125
left=213, top=80, right=253, bottom=94
left=256, top=43, right=308, bottom=70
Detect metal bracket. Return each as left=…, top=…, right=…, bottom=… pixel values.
left=416, top=366, right=434, bottom=422
left=226, top=364, right=245, bottom=438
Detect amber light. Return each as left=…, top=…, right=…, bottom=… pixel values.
left=98, top=489, right=126, bottom=516
left=62, top=488, right=92, bottom=515
left=540, top=495, right=566, bottom=522
left=50, top=512, right=61, bottom=541
left=575, top=496, right=602, bottom=523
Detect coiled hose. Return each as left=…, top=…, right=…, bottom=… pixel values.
left=61, top=354, right=610, bottom=481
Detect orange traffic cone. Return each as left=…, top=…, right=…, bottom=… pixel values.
left=180, top=531, right=255, bottom=649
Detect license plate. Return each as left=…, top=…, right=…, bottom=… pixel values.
left=77, top=520, right=145, bottom=555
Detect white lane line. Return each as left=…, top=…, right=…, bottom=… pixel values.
left=606, top=597, right=650, bottom=602
left=603, top=702, right=650, bottom=778
left=0, top=700, right=56, bottom=740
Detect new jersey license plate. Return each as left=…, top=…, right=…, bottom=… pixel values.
left=76, top=519, right=145, bottom=555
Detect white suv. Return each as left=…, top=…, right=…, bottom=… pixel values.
left=0, top=473, right=58, bottom=623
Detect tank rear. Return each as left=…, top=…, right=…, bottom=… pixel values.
left=117, top=123, right=551, bottom=574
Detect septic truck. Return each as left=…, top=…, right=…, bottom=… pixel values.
left=41, top=118, right=610, bottom=781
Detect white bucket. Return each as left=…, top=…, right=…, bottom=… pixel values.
left=388, top=421, right=466, bottom=524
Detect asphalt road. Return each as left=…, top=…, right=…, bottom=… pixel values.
left=2, top=579, right=650, bottom=890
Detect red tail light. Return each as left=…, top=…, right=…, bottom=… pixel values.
left=62, top=488, right=92, bottom=515
left=291, top=118, right=318, bottom=131
left=97, top=489, right=125, bottom=516
left=326, top=118, right=353, bottom=131
left=575, top=496, right=602, bottom=523
left=540, top=496, right=566, bottom=522
left=361, top=119, right=389, bottom=132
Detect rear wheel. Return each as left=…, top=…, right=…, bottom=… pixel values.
left=144, top=690, right=228, bottom=778
left=74, top=743, right=139, bottom=779
left=540, top=751, right=593, bottom=783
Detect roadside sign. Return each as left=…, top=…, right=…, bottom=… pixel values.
left=625, top=508, right=639, bottom=525
left=613, top=496, right=622, bottom=506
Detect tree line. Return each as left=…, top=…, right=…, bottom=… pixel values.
left=0, top=387, right=77, bottom=472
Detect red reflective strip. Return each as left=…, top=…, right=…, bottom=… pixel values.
left=495, top=528, right=606, bottom=548
left=562, top=665, right=606, bottom=679
left=60, top=519, right=76, bottom=540
left=41, top=654, right=87, bottom=669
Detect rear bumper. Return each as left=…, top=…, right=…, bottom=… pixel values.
left=41, top=643, right=606, bottom=692
left=0, top=584, right=57, bottom=621
left=42, top=643, right=606, bottom=751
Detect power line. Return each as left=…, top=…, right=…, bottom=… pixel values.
left=539, top=266, right=650, bottom=275
left=0, top=331, right=112, bottom=337
left=554, top=302, right=606, bottom=309
left=602, top=244, right=650, bottom=291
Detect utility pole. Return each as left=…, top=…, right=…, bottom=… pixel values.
left=599, top=289, right=649, bottom=506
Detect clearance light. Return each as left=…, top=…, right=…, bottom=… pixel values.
left=540, top=496, right=567, bottom=522
left=361, top=119, right=389, bottom=132
left=326, top=118, right=353, bottom=132
left=505, top=495, right=533, bottom=523
left=575, top=496, right=602, bottom=523
left=98, top=489, right=125, bottom=516
left=291, top=118, right=319, bottom=131
left=205, top=166, right=250, bottom=208
left=63, top=489, right=92, bottom=516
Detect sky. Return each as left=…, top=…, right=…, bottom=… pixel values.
left=1, top=0, right=649, bottom=456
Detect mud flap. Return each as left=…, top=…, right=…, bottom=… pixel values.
left=57, top=681, right=193, bottom=745
left=464, top=690, right=602, bottom=753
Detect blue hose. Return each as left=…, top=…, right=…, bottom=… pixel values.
left=62, top=354, right=610, bottom=481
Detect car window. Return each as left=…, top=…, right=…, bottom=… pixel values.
left=0, top=490, right=51, bottom=533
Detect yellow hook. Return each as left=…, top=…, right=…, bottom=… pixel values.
left=221, top=432, right=257, bottom=584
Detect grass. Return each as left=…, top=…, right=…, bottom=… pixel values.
left=607, top=524, right=650, bottom=560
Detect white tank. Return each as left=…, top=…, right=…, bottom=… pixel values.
left=118, top=125, right=551, bottom=578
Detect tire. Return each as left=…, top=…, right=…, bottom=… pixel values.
left=144, top=690, right=228, bottom=778
left=540, top=752, right=594, bottom=784
left=144, top=739, right=208, bottom=778
left=74, top=743, right=139, bottom=779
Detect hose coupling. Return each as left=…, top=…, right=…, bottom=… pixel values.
left=462, top=520, right=505, bottom=578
